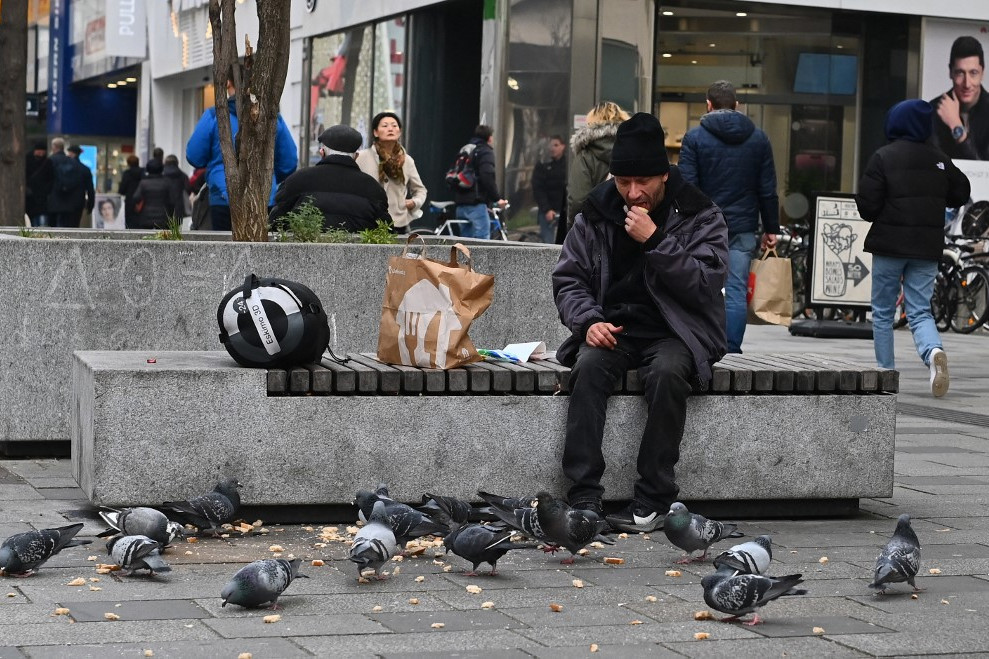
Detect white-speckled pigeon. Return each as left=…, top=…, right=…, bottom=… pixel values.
left=354, top=489, right=448, bottom=546
left=663, top=502, right=744, bottom=563
left=0, top=523, right=92, bottom=577
left=349, top=500, right=400, bottom=580
left=478, top=491, right=600, bottom=564
left=869, top=514, right=922, bottom=594
left=221, top=558, right=307, bottom=609
left=106, top=534, right=171, bottom=575
left=160, top=477, right=241, bottom=535
left=98, top=507, right=184, bottom=547
left=713, top=535, right=773, bottom=575
left=702, top=566, right=806, bottom=625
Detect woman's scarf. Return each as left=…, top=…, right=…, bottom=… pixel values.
left=374, top=142, right=406, bottom=184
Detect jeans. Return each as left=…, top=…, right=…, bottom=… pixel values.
left=210, top=205, right=231, bottom=231
left=29, top=213, right=48, bottom=227
left=50, top=212, right=81, bottom=228
left=455, top=203, right=489, bottom=239
left=725, top=231, right=758, bottom=353
left=871, top=254, right=941, bottom=369
left=563, top=335, right=695, bottom=511
left=537, top=211, right=557, bottom=244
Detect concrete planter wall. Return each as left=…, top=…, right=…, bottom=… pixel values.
left=0, top=232, right=564, bottom=445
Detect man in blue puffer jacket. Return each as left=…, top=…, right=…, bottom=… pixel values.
left=186, top=79, right=298, bottom=230
left=679, top=80, right=780, bottom=353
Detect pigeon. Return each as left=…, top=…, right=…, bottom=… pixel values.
left=663, top=502, right=744, bottom=563
left=478, top=490, right=600, bottom=564
left=354, top=489, right=448, bottom=546
left=98, top=507, right=185, bottom=546
left=349, top=500, right=400, bottom=579
left=713, top=535, right=773, bottom=575
left=106, top=534, right=172, bottom=575
left=0, top=523, right=92, bottom=577
left=221, top=558, right=307, bottom=609
left=443, top=523, right=537, bottom=575
left=702, top=566, right=807, bottom=625
left=418, top=493, right=477, bottom=526
left=476, top=490, right=538, bottom=516
left=869, top=514, right=922, bottom=594
left=160, top=477, right=241, bottom=535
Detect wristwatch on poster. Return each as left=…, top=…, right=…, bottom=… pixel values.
left=952, top=125, right=966, bottom=141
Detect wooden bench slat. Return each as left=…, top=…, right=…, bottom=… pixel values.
left=465, top=360, right=511, bottom=391
left=484, top=360, right=535, bottom=392
left=267, top=369, right=288, bottom=394
left=724, top=354, right=796, bottom=392
left=307, top=364, right=332, bottom=394
left=445, top=368, right=469, bottom=393
left=320, top=358, right=357, bottom=393
left=340, top=354, right=383, bottom=393
left=348, top=354, right=401, bottom=393
left=779, top=355, right=838, bottom=392
left=359, top=353, right=423, bottom=393
left=289, top=367, right=311, bottom=394
left=719, top=355, right=774, bottom=392
left=462, top=363, right=492, bottom=392
left=713, top=361, right=753, bottom=392
left=536, top=359, right=571, bottom=392
left=710, top=366, right=732, bottom=392
left=511, top=360, right=560, bottom=392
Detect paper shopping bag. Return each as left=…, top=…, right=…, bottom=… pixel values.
left=746, top=247, right=793, bottom=327
left=377, top=236, right=494, bottom=369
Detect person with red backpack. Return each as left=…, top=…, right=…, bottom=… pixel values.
left=448, top=125, right=506, bottom=239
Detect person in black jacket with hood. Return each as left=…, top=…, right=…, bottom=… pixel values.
left=131, top=159, right=184, bottom=230
left=268, top=125, right=391, bottom=232
left=856, top=99, right=970, bottom=397
left=531, top=135, right=567, bottom=243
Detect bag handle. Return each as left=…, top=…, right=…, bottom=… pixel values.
left=449, top=243, right=473, bottom=270
left=758, top=246, right=780, bottom=261
left=400, top=232, right=428, bottom=259
left=242, top=273, right=259, bottom=298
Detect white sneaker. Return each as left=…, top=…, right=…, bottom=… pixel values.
left=929, top=348, right=949, bottom=398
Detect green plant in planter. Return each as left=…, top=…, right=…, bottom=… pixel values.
left=275, top=199, right=325, bottom=243
left=142, top=216, right=184, bottom=241
left=18, top=227, right=53, bottom=238
left=359, top=220, right=398, bottom=244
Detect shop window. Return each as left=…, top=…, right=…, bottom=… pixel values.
left=306, top=18, right=407, bottom=166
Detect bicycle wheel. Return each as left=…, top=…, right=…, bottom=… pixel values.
left=949, top=265, right=989, bottom=333
left=789, top=249, right=809, bottom=318
left=892, top=287, right=908, bottom=329
left=932, top=278, right=951, bottom=332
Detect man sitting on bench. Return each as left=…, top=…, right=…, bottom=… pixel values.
left=552, top=112, right=728, bottom=533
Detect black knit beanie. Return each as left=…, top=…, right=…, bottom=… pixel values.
left=609, top=112, right=670, bottom=177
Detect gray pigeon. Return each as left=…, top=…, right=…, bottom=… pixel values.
left=221, top=558, right=306, bottom=609
left=98, top=507, right=184, bottom=546
left=349, top=500, right=400, bottom=579
left=443, top=523, right=536, bottom=575
left=354, top=489, right=448, bottom=546
left=479, top=491, right=600, bottom=564
left=0, top=523, right=92, bottom=577
left=869, top=514, right=922, bottom=594
left=161, top=477, right=241, bottom=535
left=713, top=535, right=773, bottom=575
left=106, top=534, right=171, bottom=575
left=663, top=502, right=744, bottom=563
left=702, top=565, right=806, bottom=625
left=419, top=492, right=478, bottom=526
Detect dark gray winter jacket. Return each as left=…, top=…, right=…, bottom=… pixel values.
left=552, top=169, right=728, bottom=384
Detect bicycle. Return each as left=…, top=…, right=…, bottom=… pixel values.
left=931, top=235, right=989, bottom=334
left=429, top=201, right=509, bottom=241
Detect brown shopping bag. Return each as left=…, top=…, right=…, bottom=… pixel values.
left=377, top=235, right=494, bottom=369
left=746, top=247, right=792, bottom=327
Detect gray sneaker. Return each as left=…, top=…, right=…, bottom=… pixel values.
left=929, top=348, right=949, bottom=398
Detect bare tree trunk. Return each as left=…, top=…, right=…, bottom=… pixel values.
left=209, top=0, right=291, bottom=242
left=0, top=0, right=28, bottom=227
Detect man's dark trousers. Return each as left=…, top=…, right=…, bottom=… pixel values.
left=564, top=334, right=695, bottom=511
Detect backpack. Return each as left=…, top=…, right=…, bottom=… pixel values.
left=55, top=158, right=85, bottom=195
left=217, top=274, right=330, bottom=368
left=445, top=143, right=478, bottom=191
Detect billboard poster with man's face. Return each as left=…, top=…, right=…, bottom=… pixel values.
left=922, top=19, right=989, bottom=235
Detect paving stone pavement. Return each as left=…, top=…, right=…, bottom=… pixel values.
left=2, top=324, right=989, bottom=657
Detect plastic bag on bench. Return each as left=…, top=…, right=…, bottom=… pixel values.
left=377, top=234, right=493, bottom=369
left=217, top=274, right=329, bottom=368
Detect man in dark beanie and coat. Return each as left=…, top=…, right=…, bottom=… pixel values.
left=268, top=124, right=391, bottom=232
left=552, top=112, right=728, bottom=532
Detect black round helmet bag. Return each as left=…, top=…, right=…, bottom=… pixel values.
left=217, top=274, right=330, bottom=368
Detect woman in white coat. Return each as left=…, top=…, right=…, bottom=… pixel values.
left=356, top=112, right=427, bottom=234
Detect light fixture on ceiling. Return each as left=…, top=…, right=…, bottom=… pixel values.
left=662, top=53, right=672, bottom=58
left=507, top=76, right=519, bottom=90
left=126, top=77, right=137, bottom=82
left=691, top=60, right=698, bottom=64
left=117, top=80, right=127, bottom=85
left=107, top=83, right=117, bottom=88
left=736, top=12, right=747, bottom=17
left=709, top=43, right=717, bottom=47
left=662, top=10, right=673, bottom=16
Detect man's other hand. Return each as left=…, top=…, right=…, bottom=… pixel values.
left=585, top=322, right=623, bottom=349
left=624, top=205, right=658, bottom=243
left=760, top=232, right=778, bottom=250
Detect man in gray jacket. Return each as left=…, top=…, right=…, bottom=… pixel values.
left=552, top=112, right=728, bottom=532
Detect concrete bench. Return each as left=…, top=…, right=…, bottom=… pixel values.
left=72, top=351, right=896, bottom=513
